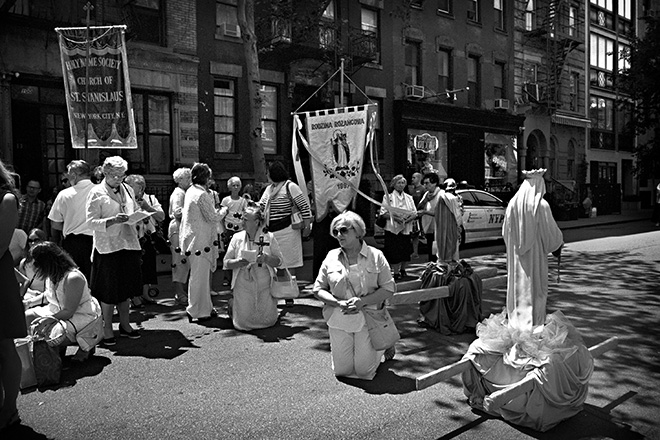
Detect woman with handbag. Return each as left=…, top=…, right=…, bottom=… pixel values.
left=124, top=174, right=165, bottom=308
left=259, top=161, right=312, bottom=305
left=379, top=175, right=417, bottom=280
left=23, top=241, right=102, bottom=362
left=313, top=211, right=397, bottom=380
left=223, top=202, right=283, bottom=331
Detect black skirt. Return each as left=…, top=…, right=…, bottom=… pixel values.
left=383, top=231, right=413, bottom=265
left=90, top=249, right=142, bottom=304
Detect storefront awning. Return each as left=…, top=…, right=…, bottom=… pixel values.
left=551, top=113, right=592, bottom=128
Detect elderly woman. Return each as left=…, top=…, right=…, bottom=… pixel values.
left=168, top=167, right=192, bottom=306
left=179, top=163, right=226, bottom=322
left=124, top=174, right=165, bottom=307
left=379, top=174, right=417, bottom=279
left=259, top=161, right=312, bottom=304
left=313, top=211, right=396, bottom=380
left=86, top=156, right=141, bottom=345
left=223, top=202, right=283, bottom=331
left=24, top=242, right=102, bottom=361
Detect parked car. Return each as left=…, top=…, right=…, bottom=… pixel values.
left=456, top=189, right=507, bottom=246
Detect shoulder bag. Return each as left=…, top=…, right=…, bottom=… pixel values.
left=362, top=305, right=400, bottom=351
left=271, top=267, right=299, bottom=299
left=285, top=181, right=305, bottom=230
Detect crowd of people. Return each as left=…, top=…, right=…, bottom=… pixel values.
left=1, top=152, right=478, bottom=433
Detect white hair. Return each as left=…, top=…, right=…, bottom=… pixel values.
left=102, top=156, right=128, bottom=174
left=173, top=167, right=192, bottom=184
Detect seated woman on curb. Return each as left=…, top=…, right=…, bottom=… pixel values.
left=313, top=211, right=396, bottom=380
left=24, top=241, right=102, bottom=362
left=223, top=202, right=283, bottom=331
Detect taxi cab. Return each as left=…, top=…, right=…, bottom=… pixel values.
left=456, top=189, right=507, bottom=246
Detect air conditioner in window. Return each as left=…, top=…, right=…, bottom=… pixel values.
left=221, top=23, right=241, bottom=38
left=404, top=84, right=425, bottom=99
left=494, top=99, right=510, bottom=110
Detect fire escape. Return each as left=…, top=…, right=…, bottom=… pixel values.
left=523, top=0, right=583, bottom=111
left=255, top=9, right=379, bottom=75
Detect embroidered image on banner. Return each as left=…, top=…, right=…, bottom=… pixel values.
left=305, top=108, right=368, bottom=219
left=56, top=26, right=137, bottom=149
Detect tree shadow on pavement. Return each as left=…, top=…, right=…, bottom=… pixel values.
left=101, top=329, right=197, bottom=360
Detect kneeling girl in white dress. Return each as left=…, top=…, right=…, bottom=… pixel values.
left=223, top=202, right=283, bottom=331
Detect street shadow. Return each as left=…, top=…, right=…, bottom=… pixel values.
left=337, top=363, right=416, bottom=395
left=101, top=329, right=196, bottom=360
left=246, top=322, right=309, bottom=343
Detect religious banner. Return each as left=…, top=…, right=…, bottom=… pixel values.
left=304, top=106, right=369, bottom=220
left=56, top=25, right=136, bottom=149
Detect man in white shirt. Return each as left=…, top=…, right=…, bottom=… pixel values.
left=48, top=160, right=96, bottom=280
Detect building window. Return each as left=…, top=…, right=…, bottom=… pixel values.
left=618, top=0, right=631, bottom=19
left=569, top=72, right=579, bottom=111
left=405, top=40, right=421, bottom=86
left=319, top=0, right=336, bottom=49
left=590, top=0, right=614, bottom=30
left=361, top=7, right=380, bottom=63
left=438, top=0, right=452, bottom=14
left=617, top=102, right=634, bottom=151
left=260, top=84, right=278, bottom=155
left=493, top=62, right=505, bottom=99
left=126, top=92, right=172, bottom=174
left=494, top=0, right=504, bottom=30
left=216, top=1, right=241, bottom=38
left=567, top=139, right=576, bottom=179
left=568, top=6, right=577, bottom=37
left=590, top=34, right=614, bottom=88
left=467, top=0, right=480, bottom=22
left=467, top=55, right=480, bottom=107
left=214, top=79, right=236, bottom=154
left=525, top=0, right=535, bottom=31
left=437, top=49, right=452, bottom=94
left=589, top=96, right=614, bottom=150
left=129, top=0, right=165, bottom=45
left=618, top=43, right=630, bottom=72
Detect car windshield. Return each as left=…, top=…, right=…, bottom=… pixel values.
left=474, top=191, right=503, bottom=207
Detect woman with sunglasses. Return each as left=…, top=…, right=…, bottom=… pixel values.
left=223, top=202, right=282, bottom=331
left=86, top=156, right=142, bottom=345
left=313, top=211, right=396, bottom=380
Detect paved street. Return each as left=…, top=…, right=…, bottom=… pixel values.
left=10, top=211, right=660, bottom=440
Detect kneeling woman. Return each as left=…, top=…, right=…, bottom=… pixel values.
left=24, top=242, right=102, bottom=359
left=313, top=211, right=396, bottom=380
left=223, top=202, right=283, bottom=331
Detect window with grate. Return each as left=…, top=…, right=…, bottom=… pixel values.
left=125, top=92, right=172, bottom=174
left=361, top=7, right=380, bottom=63
left=525, top=0, right=535, bottom=31
left=569, top=72, right=579, bottom=111
left=214, top=79, right=236, bottom=154
left=589, top=34, right=614, bottom=89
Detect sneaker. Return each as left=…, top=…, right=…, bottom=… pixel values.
left=101, top=337, right=117, bottom=346
left=119, top=326, right=141, bottom=339
left=384, top=346, right=396, bottom=361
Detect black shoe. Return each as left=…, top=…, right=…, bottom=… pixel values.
left=119, top=326, right=141, bottom=339
left=384, top=346, right=396, bottom=361
left=284, top=299, right=294, bottom=307
left=399, top=269, right=407, bottom=278
left=101, top=337, right=116, bottom=346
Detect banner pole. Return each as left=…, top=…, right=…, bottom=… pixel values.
left=83, top=1, right=94, bottom=152
left=339, top=58, right=344, bottom=107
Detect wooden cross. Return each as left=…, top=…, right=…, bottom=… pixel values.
left=255, top=235, right=270, bottom=267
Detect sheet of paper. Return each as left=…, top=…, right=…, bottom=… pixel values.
left=125, top=211, right=155, bottom=226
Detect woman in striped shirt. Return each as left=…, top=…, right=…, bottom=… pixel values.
left=259, top=162, right=312, bottom=296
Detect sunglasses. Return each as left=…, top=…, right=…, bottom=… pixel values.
left=332, top=226, right=353, bottom=237
left=61, top=178, right=69, bottom=184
